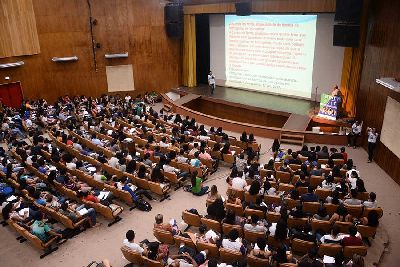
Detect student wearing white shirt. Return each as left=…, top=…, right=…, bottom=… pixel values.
left=367, top=127, right=379, bottom=163
left=348, top=121, right=362, bottom=148
left=231, top=175, right=247, bottom=190
left=123, top=230, right=146, bottom=255
left=208, top=71, right=216, bottom=95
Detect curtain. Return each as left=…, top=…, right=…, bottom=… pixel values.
left=183, top=14, right=197, bottom=87
left=339, top=0, right=370, bottom=117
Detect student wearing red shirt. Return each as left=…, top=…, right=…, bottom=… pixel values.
left=342, top=226, right=363, bottom=247
left=341, top=147, right=348, bottom=163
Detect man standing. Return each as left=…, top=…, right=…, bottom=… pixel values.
left=348, top=121, right=362, bottom=148
left=367, top=127, right=379, bottom=163
left=208, top=71, right=215, bottom=95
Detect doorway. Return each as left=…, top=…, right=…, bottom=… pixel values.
left=0, top=82, right=23, bottom=109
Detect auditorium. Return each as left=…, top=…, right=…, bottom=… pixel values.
left=0, top=0, right=399, bottom=266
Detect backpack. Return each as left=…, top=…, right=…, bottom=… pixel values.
left=135, top=198, right=152, bottom=212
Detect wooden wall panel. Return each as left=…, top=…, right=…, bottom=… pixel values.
left=0, top=0, right=40, bottom=58
left=0, top=0, right=181, bottom=102
left=357, top=0, right=400, bottom=184
left=184, top=0, right=336, bottom=14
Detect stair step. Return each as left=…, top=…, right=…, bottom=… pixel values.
left=281, top=133, right=304, bottom=140
left=280, top=138, right=304, bottom=145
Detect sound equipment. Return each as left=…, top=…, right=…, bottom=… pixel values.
left=335, top=0, right=363, bottom=23
left=235, top=2, right=251, bottom=16
left=333, top=24, right=360, bottom=47
left=165, top=4, right=183, bottom=39
left=165, top=23, right=183, bottom=39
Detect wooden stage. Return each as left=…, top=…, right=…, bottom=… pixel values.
left=163, top=87, right=351, bottom=145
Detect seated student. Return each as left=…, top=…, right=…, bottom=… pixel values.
left=263, top=180, right=277, bottom=195
left=142, top=153, right=153, bottom=167
left=164, top=158, right=188, bottom=179
left=249, top=237, right=271, bottom=259
left=244, top=214, right=267, bottom=233
left=230, top=172, right=247, bottom=191
left=59, top=202, right=98, bottom=227
left=190, top=152, right=203, bottom=167
left=300, top=186, right=319, bottom=202
left=289, top=152, right=302, bottom=165
left=321, top=175, right=337, bottom=190
left=123, top=230, right=147, bottom=255
left=206, top=185, right=221, bottom=204
left=137, top=164, right=149, bottom=180
left=176, top=149, right=189, bottom=163
left=309, top=162, right=323, bottom=177
left=320, top=225, right=343, bottom=244
left=117, top=176, right=153, bottom=201
left=342, top=226, right=363, bottom=246
left=325, top=190, right=343, bottom=205
left=359, top=210, right=380, bottom=228
left=235, top=153, right=247, bottom=172
left=295, top=172, right=309, bottom=188
left=191, top=171, right=209, bottom=196
left=221, top=229, right=245, bottom=255
left=167, top=252, right=202, bottom=267
left=291, top=223, right=316, bottom=243
left=196, top=224, right=220, bottom=244
left=363, top=192, right=377, bottom=208
left=226, top=191, right=242, bottom=206
left=356, top=178, right=367, bottom=193
left=31, top=212, right=63, bottom=242
left=248, top=133, right=256, bottom=143
left=220, top=143, right=232, bottom=155
left=240, top=131, right=248, bottom=143
left=279, top=160, right=293, bottom=173
left=246, top=180, right=261, bottom=195
left=271, top=243, right=295, bottom=266
left=222, top=209, right=242, bottom=225
left=344, top=189, right=362, bottom=206
left=154, top=213, right=174, bottom=233
left=297, top=247, right=323, bottom=267
left=329, top=204, right=351, bottom=224
left=313, top=205, right=330, bottom=221
left=290, top=203, right=306, bottom=218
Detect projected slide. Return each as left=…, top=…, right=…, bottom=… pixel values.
left=225, top=15, right=317, bottom=98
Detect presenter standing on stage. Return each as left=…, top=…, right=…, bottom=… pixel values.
left=367, top=127, right=379, bottom=163
left=208, top=71, right=216, bottom=95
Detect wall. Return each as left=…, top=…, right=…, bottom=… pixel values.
left=184, top=0, right=336, bottom=14
left=0, top=0, right=181, bottom=102
left=357, top=0, right=400, bottom=184
left=0, top=0, right=40, bottom=58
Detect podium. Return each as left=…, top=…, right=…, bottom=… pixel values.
left=318, top=93, right=340, bottom=120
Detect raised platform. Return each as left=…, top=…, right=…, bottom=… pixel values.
left=163, top=89, right=351, bottom=145
left=177, top=85, right=315, bottom=115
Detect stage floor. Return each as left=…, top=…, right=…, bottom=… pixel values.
left=179, top=84, right=314, bottom=115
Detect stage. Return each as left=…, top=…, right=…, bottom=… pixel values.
left=178, top=84, right=315, bottom=116
left=163, top=85, right=351, bottom=145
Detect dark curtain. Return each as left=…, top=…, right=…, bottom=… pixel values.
left=195, top=14, right=210, bottom=85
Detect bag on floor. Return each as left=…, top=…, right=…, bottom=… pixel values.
left=135, top=198, right=152, bottom=212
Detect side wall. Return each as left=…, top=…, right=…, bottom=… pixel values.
left=357, top=0, right=400, bottom=184
left=0, top=0, right=182, bottom=102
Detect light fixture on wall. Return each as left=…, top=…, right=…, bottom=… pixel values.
left=0, top=61, right=24, bottom=69
left=105, top=52, right=129, bottom=59
left=376, top=77, right=400, bottom=93
left=51, top=56, right=79, bottom=62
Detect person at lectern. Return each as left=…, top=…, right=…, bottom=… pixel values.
left=208, top=71, right=216, bottom=95
left=331, top=85, right=344, bottom=118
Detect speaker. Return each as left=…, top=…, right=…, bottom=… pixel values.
left=335, top=0, right=363, bottom=23
left=165, top=4, right=183, bottom=23
left=235, top=2, right=251, bottom=16
left=165, top=22, right=183, bottom=39
left=165, top=3, right=183, bottom=39
left=333, top=24, right=360, bottom=47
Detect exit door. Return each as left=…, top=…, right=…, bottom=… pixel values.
left=0, top=82, right=23, bottom=109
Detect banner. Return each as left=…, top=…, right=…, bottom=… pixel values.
left=318, top=93, right=339, bottom=120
